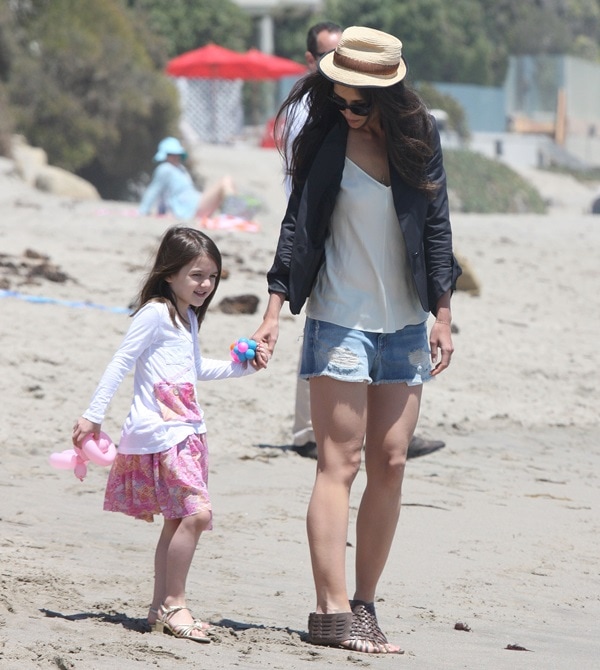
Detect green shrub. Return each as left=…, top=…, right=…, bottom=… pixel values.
left=444, top=149, right=547, bottom=214
left=543, top=164, right=600, bottom=183
left=5, top=0, right=180, bottom=199
left=0, top=84, right=13, bottom=156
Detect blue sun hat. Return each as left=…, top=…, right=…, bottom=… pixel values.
left=153, top=137, right=188, bottom=162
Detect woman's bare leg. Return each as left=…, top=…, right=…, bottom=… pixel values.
left=354, top=383, right=422, bottom=602
left=307, top=376, right=367, bottom=614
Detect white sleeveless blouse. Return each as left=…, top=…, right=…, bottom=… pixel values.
left=306, top=157, right=427, bottom=333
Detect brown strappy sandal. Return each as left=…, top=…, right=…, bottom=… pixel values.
left=307, top=611, right=354, bottom=646
left=307, top=609, right=401, bottom=654
left=349, top=600, right=404, bottom=654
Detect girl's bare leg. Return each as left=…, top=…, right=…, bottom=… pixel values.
left=151, top=511, right=211, bottom=636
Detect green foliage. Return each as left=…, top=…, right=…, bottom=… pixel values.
left=0, top=84, right=13, bottom=156
left=324, top=0, right=496, bottom=84
left=0, top=5, right=16, bottom=154
left=128, top=0, right=253, bottom=56
left=444, top=150, right=547, bottom=214
left=543, top=163, right=600, bottom=182
left=321, top=0, right=600, bottom=85
left=272, top=7, right=317, bottom=61
left=4, top=0, right=180, bottom=199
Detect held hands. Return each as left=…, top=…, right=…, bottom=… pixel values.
left=250, top=318, right=279, bottom=370
left=230, top=337, right=270, bottom=369
left=253, top=343, right=270, bottom=369
left=250, top=292, right=285, bottom=369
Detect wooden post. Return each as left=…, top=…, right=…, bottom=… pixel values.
left=555, top=88, right=566, bottom=146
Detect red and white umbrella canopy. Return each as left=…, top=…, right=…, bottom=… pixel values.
left=166, top=43, right=305, bottom=80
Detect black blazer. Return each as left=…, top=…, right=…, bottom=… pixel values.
left=267, top=118, right=461, bottom=317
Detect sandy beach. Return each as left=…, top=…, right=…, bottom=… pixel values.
left=1, top=141, right=599, bottom=670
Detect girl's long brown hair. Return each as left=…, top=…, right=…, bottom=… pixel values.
left=134, top=226, right=222, bottom=329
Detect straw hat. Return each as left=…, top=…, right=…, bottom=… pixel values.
left=318, top=26, right=407, bottom=88
left=154, top=137, right=188, bottom=162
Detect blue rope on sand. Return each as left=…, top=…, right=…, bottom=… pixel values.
left=0, top=289, right=131, bottom=314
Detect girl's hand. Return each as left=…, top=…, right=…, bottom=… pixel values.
left=72, top=417, right=101, bottom=447
left=429, top=320, right=454, bottom=376
left=253, top=342, right=270, bottom=369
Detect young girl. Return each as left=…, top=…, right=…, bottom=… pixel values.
left=72, top=225, right=267, bottom=643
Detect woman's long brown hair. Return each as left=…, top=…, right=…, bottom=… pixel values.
left=278, top=72, right=437, bottom=197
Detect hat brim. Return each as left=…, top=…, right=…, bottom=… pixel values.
left=318, top=51, right=407, bottom=88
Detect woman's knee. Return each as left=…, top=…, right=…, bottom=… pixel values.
left=366, top=445, right=407, bottom=485
left=319, top=443, right=363, bottom=483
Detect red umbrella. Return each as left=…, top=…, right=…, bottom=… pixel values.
left=166, top=43, right=249, bottom=79
left=243, top=48, right=306, bottom=79
left=166, top=43, right=306, bottom=80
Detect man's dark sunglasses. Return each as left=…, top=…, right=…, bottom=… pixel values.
left=329, top=95, right=372, bottom=116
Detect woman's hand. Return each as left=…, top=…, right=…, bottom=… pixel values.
left=72, top=417, right=101, bottom=447
left=250, top=318, right=279, bottom=369
left=430, top=291, right=453, bottom=376
left=429, top=320, right=454, bottom=376
left=250, top=292, right=285, bottom=368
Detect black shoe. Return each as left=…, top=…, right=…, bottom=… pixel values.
left=407, top=435, right=445, bottom=459
left=293, top=441, right=318, bottom=459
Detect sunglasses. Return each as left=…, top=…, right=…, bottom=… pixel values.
left=329, top=94, right=372, bottom=116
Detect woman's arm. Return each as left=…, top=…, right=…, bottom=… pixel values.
left=423, top=120, right=461, bottom=312
left=251, top=291, right=286, bottom=360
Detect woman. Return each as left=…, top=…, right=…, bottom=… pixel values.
left=252, top=26, right=461, bottom=654
left=138, top=136, right=235, bottom=220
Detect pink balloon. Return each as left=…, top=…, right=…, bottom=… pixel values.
left=48, top=449, right=78, bottom=470
left=81, top=432, right=116, bottom=466
left=49, top=432, right=116, bottom=481
left=237, top=341, right=248, bottom=353
left=74, top=460, right=88, bottom=481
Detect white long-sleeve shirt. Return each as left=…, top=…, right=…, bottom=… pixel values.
left=83, top=301, right=254, bottom=454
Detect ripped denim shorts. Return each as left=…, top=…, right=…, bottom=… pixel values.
left=299, top=318, right=432, bottom=386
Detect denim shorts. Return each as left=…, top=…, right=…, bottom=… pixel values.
left=300, top=318, right=432, bottom=386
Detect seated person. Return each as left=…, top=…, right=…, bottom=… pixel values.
left=139, top=137, right=235, bottom=220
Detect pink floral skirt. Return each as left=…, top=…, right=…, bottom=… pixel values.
left=103, top=433, right=212, bottom=525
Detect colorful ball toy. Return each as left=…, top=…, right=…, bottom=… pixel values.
left=230, top=337, right=257, bottom=363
